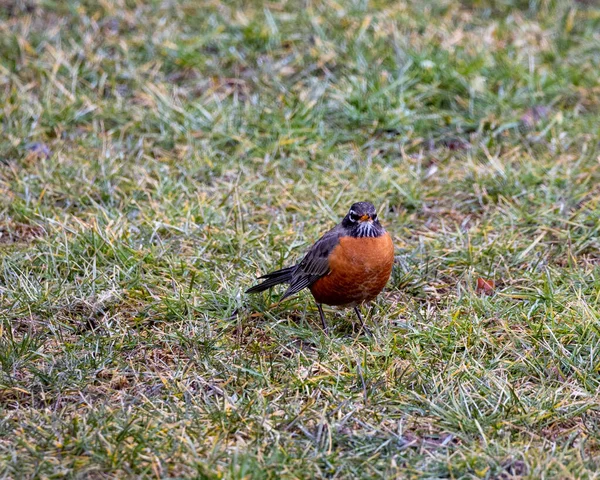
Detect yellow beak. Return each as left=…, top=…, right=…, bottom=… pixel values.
left=359, top=214, right=371, bottom=222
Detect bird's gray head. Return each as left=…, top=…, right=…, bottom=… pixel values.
left=341, top=202, right=384, bottom=238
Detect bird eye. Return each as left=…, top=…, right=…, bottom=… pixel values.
left=350, top=213, right=359, bottom=222
left=372, top=213, right=377, bottom=220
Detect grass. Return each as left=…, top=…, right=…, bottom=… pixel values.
left=1, top=0, right=600, bottom=477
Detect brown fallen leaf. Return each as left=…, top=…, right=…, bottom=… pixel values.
left=0, top=223, right=45, bottom=244
left=476, top=277, right=495, bottom=295
left=109, top=375, right=130, bottom=390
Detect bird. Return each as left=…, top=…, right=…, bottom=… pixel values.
left=246, top=201, right=394, bottom=332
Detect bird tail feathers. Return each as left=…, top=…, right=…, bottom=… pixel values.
left=245, top=266, right=296, bottom=294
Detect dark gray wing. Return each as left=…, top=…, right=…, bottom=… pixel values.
left=280, top=225, right=343, bottom=300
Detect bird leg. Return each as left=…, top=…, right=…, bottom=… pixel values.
left=316, top=303, right=329, bottom=333
left=353, top=306, right=372, bottom=336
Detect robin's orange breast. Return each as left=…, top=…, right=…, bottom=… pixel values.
left=309, top=232, right=394, bottom=307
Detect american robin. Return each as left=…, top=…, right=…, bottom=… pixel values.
left=246, top=201, right=394, bottom=332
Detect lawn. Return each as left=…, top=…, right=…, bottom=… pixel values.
left=1, top=0, right=600, bottom=478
